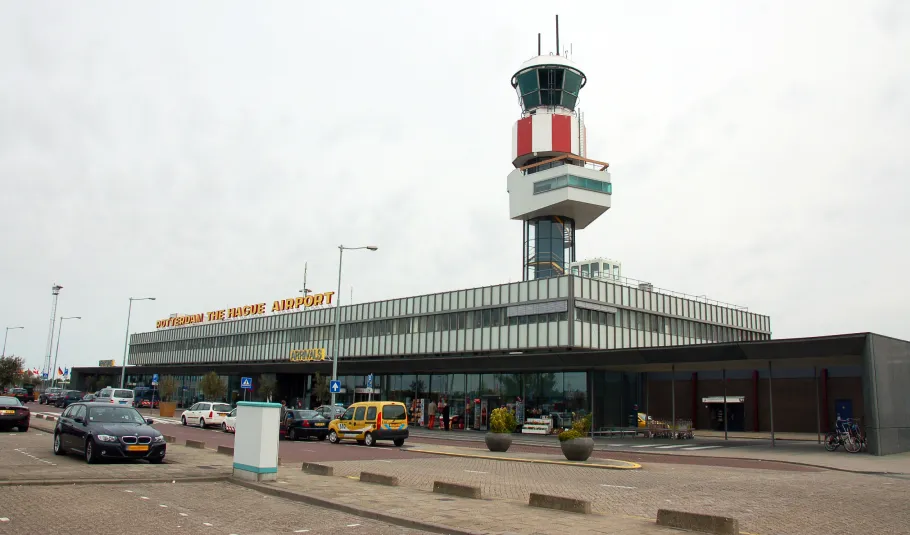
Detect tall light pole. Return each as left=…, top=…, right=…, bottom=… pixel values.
left=42, top=284, right=63, bottom=387
left=2, top=326, right=24, bottom=358
left=51, top=316, right=81, bottom=388
left=299, top=261, right=311, bottom=296
left=119, top=297, right=156, bottom=389
left=330, top=245, right=378, bottom=406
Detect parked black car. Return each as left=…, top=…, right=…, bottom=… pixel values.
left=0, top=396, right=30, bottom=431
left=281, top=409, right=330, bottom=441
left=55, top=390, right=83, bottom=408
left=53, top=402, right=166, bottom=464
left=39, top=387, right=62, bottom=404
left=9, top=388, right=30, bottom=404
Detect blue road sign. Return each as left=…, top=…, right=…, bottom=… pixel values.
left=329, top=380, right=341, bottom=393
left=367, top=374, right=373, bottom=388
left=241, top=377, right=253, bottom=390
left=151, top=374, right=159, bottom=385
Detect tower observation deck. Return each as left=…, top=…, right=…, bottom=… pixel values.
left=507, top=17, right=613, bottom=281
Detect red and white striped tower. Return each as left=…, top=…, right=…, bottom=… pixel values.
left=507, top=18, right=613, bottom=281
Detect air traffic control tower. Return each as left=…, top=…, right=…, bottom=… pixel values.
left=507, top=18, right=613, bottom=281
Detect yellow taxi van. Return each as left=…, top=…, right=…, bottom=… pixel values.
left=327, top=401, right=409, bottom=447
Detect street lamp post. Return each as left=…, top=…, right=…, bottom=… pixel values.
left=330, top=245, right=378, bottom=406
left=119, top=297, right=156, bottom=389
left=2, top=326, right=24, bottom=358
left=51, top=317, right=81, bottom=388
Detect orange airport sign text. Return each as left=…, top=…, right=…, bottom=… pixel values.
left=155, top=291, right=335, bottom=329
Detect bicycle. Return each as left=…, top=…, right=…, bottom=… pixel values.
left=824, top=418, right=865, bottom=453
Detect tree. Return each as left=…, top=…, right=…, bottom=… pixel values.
left=158, top=375, right=180, bottom=402
left=0, top=355, right=25, bottom=389
left=258, top=374, right=277, bottom=402
left=22, top=370, right=42, bottom=387
left=198, top=372, right=226, bottom=401
left=313, top=372, right=329, bottom=405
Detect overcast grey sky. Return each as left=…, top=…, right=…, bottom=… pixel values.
left=2, top=1, right=908, bottom=370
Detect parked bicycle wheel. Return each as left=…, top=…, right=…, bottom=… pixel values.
left=824, top=432, right=840, bottom=452
left=844, top=436, right=862, bottom=453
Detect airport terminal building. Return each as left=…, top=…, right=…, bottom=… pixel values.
left=73, top=37, right=910, bottom=456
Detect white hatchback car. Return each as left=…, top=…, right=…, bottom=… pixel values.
left=181, top=401, right=233, bottom=428
left=222, top=408, right=237, bottom=433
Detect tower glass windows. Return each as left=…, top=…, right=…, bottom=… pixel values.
left=524, top=216, right=576, bottom=280
left=512, top=65, right=586, bottom=112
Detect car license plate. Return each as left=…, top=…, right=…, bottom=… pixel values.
left=126, top=445, right=149, bottom=452
left=315, top=423, right=325, bottom=427
left=0, top=410, right=13, bottom=415
left=218, top=413, right=228, bottom=416
left=119, top=401, right=127, bottom=404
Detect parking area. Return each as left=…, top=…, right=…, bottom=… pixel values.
left=0, top=481, right=431, bottom=534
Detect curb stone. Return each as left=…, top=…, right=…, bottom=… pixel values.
left=228, top=478, right=485, bottom=535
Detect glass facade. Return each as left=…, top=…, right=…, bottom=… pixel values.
left=533, top=174, right=612, bottom=195
left=513, top=65, right=585, bottom=112
left=524, top=216, right=575, bottom=280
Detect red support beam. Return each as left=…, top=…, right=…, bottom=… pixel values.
left=752, top=370, right=759, bottom=432
left=691, top=372, right=698, bottom=429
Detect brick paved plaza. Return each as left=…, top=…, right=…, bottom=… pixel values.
left=5, top=420, right=910, bottom=535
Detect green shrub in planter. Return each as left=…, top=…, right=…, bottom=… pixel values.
left=489, top=407, right=517, bottom=434
left=558, top=413, right=592, bottom=442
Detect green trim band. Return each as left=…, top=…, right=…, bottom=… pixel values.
left=236, top=401, right=282, bottom=408
left=233, top=462, right=278, bottom=474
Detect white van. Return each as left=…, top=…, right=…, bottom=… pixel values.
left=95, top=387, right=135, bottom=405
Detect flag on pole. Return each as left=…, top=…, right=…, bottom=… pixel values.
left=64, top=367, right=70, bottom=377
left=57, top=367, right=64, bottom=376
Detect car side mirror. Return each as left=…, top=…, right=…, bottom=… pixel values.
left=146, top=418, right=154, bottom=425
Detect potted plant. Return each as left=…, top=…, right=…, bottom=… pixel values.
left=485, top=407, right=517, bottom=452
left=558, top=413, right=595, bottom=461
left=157, top=376, right=180, bottom=417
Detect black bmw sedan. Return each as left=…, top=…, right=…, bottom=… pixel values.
left=0, top=396, right=29, bottom=432
left=53, top=402, right=167, bottom=464
left=281, top=409, right=330, bottom=441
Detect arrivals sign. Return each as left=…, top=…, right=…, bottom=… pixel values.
left=98, top=360, right=115, bottom=367
left=155, top=291, right=336, bottom=329
left=289, top=348, right=328, bottom=362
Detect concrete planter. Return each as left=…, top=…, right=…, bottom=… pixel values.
left=485, top=432, right=513, bottom=452
left=158, top=401, right=177, bottom=418
left=560, top=437, right=594, bottom=461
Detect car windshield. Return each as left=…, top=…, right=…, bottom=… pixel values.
left=295, top=410, right=319, bottom=419
left=87, top=406, right=146, bottom=424
left=114, top=390, right=133, bottom=398
left=0, top=396, right=21, bottom=406
left=213, top=404, right=232, bottom=412
left=11, top=388, right=25, bottom=393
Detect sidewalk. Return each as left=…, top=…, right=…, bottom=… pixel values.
left=406, top=428, right=910, bottom=475
left=257, top=468, right=675, bottom=535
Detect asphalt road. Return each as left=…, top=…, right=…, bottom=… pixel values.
left=27, top=402, right=815, bottom=471
left=26, top=402, right=427, bottom=464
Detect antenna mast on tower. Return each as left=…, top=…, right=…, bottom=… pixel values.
left=42, top=283, right=63, bottom=385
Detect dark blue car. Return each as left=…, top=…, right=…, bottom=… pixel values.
left=53, top=402, right=167, bottom=464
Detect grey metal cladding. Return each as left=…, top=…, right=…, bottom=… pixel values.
left=507, top=300, right=568, bottom=318
left=575, top=299, right=618, bottom=314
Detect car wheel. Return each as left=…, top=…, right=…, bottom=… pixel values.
left=84, top=439, right=97, bottom=464
left=364, top=432, right=376, bottom=447
left=221, top=422, right=227, bottom=432
left=394, top=439, right=405, bottom=447
left=328, top=430, right=339, bottom=444
left=288, top=429, right=297, bottom=441
left=17, top=425, right=28, bottom=432
left=181, top=416, right=187, bottom=426
left=53, top=434, right=66, bottom=455
left=198, top=417, right=205, bottom=428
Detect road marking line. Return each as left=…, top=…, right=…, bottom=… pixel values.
left=159, top=505, right=168, bottom=508
left=654, top=445, right=688, bottom=449
left=683, top=446, right=723, bottom=450
left=630, top=444, right=657, bottom=448
left=294, top=530, right=310, bottom=533
left=179, top=513, right=189, bottom=517
left=607, top=444, right=624, bottom=446
left=374, top=459, right=392, bottom=463
left=140, top=497, right=149, bottom=500
left=346, top=524, right=361, bottom=527
left=203, top=522, right=213, bottom=526
left=0, top=518, right=9, bottom=522
left=464, top=470, right=488, bottom=474
left=124, top=490, right=133, bottom=493
left=601, top=484, right=637, bottom=489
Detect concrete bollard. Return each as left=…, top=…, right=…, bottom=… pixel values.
left=301, top=463, right=334, bottom=476
left=216, top=445, right=234, bottom=456
left=163, top=435, right=176, bottom=444
left=359, top=472, right=399, bottom=486
left=656, top=509, right=739, bottom=535
left=185, top=439, right=206, bottom=449
left=528, top=493, right=591, bottom=514
left=433, top=481, right=482, bottom=499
